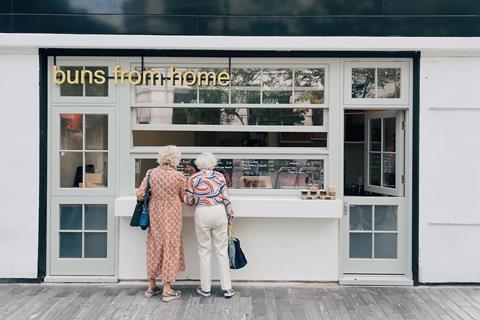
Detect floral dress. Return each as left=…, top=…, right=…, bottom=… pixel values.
left=136, top=164, right=186, bottom=282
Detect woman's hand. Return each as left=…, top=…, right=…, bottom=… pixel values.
left=227, top=209, right=234, bottom=224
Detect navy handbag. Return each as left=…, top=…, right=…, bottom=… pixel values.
left=228, top=225, right=248, bottom=269
left=130, top=170, right=151, bottom=230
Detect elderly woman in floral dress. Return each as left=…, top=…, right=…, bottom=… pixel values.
left=136, top=145, right=186, bottom=302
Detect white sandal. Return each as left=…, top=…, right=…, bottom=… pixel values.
left=162, top=290, right=182, bottom=302
left=144, top=287, right=162, bottom=298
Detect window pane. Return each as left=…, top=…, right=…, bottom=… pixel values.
left=383, top=117, right=396, bottom=152
left=199, top=89, right=228, bottom=104
left=59, top=66, right=83, bottom=96
left=349, top=205, right=372, bottom=231
left=293, top=90, right=324, bottom=104
left=134, top=67, right=166, bottom=103
left=383, top=153, right=396, bottom=188
left=135, top=158, right=324, bottom=189
left=248, top=108, right=323, bottom=126
left=262, top=90, right=292, bottom=104
left=59, top=232, right=82, bottom=258
left=231, top=90, right=261, bottom=104
left=60, top=152, right=83, bottom=188
left=232, top=68, right=262, bottom=87
left=60, top=114, right=83, bottom=150
left=263, top=68, right=293, bottom=89
left=234, top=159, right=324, bottom=189
left=344, top=113, right=364, bottom=142
left=135, top=108, right=323, bottom=126
left=60, top=204, right=82, bottom=230
left=295, top=69, right=325, bottom=88
left=84, top=232, right=107, bottom=258
left=352, top=68, right=375, bottom=98
left=166, top=67, right=198, bottom=103
left=377, top=68, right=401, bottom=98
left=85, top=204, right=108, bottom=230
left=135, top=158, right=158, bottom=188
left=349, top=233, right=372, bottom=258
left=135, top=86, right=167, bottom=103
left=369, top=152, right=381, bottom=186
left=198, top=68, right=228, bottom=87
left=374, top=205, right=397, bottom=231
left=85, top=114, right=108, bottom=150
left=168, top=88, right=197, bottom=103
left=374, top=233, right=397, bottom=259
left=84, top=152, right=108, bottom=188
left=369, top=118, right=381, bottom=152
left=85, top=66, right=108, bottom=97
left=132, top=131, right=327, bottom=148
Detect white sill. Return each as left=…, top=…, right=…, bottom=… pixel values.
left=114, top=196, right=343, bottom=218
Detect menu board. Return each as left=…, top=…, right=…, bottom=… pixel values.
left=176, top=158, right=234, bottom=186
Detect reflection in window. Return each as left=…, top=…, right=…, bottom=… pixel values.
left=352, top=68, right=375, bottom=98
left=352, top=67, right=401, bottom=99
left=135, top=158, right=324, bottom=189
left=134, top=66, right=325, bottom=105
left=59, top=113, right=108, bottom=188
left=132, top=131, right=327, bottom=148
left=348, top=204, right=398, bottom=259
left=377, top=68, right=400, bottom=98
left=134, top=107, right=323, bottom=126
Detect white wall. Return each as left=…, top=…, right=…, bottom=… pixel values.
left=419, top=56, right=480, bottom=282
left=0, top=50, right=39, bottom=278
left=119, top=217, right=339, bottom=281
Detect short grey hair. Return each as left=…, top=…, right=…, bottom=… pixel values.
left=157, top=145, right=181, bottom=167
left=195, top=152, right=218, bottom=170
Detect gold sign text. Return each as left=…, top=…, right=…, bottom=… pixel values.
left=53, top=65, right=231, bottom=87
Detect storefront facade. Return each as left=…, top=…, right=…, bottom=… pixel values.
left=2, top=1, right=480, bottom=285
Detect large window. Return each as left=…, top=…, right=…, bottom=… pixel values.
left=129, top=60, right=329, bottom=194
left=135, top=157, right=325, bottom=190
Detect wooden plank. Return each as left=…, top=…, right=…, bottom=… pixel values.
left=411, top=288, right=455, bottom=320
left=439, top=288, right=480, bottom=320
left=429, top=288, right=473, bottom=320
left=18, top=285, right=63, bottom=320
left=109, top=286, right=147, bottom=320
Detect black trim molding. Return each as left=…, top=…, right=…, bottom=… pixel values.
left=38, top=49, right=48, bottom=281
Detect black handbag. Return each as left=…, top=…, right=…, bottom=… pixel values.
left=228, top=225, right=248, bottom=269
left=130, top=171, right=151, bottom=230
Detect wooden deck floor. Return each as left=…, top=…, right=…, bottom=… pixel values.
left=2, top=283, right=480, bottom=320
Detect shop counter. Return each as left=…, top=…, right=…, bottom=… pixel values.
left=114, top=196, right=343, bottom=219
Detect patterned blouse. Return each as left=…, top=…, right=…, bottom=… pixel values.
left=185, top=170, right=232, bottom=213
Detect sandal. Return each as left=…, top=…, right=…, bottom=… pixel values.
left=144, top=286, right=162, bottom=298
left=162, top=290, right=182, bottom=302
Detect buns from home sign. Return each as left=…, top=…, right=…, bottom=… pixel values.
left=53, top=65, right=231, bottom=86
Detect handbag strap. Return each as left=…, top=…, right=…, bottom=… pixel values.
left=143, top=170, right=152, bottom=206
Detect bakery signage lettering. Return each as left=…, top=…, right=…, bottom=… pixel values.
left=52, top=65, right=231, bottom=86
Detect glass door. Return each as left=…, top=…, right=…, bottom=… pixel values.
left=49, top=107, right=115, bottom=276
left=364, top=111, right=404, bottom=197
left=342, top=110, right=408, bottom=275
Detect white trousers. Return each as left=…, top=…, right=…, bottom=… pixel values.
left=194, top=205, right=232, bottom=292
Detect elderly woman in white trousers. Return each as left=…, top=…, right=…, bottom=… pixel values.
left=185, top=152, right=235, bottom=298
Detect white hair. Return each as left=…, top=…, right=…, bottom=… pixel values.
left=195, top=152, right=218, bottom=170
left=157, top=145, right=181, bottom=167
